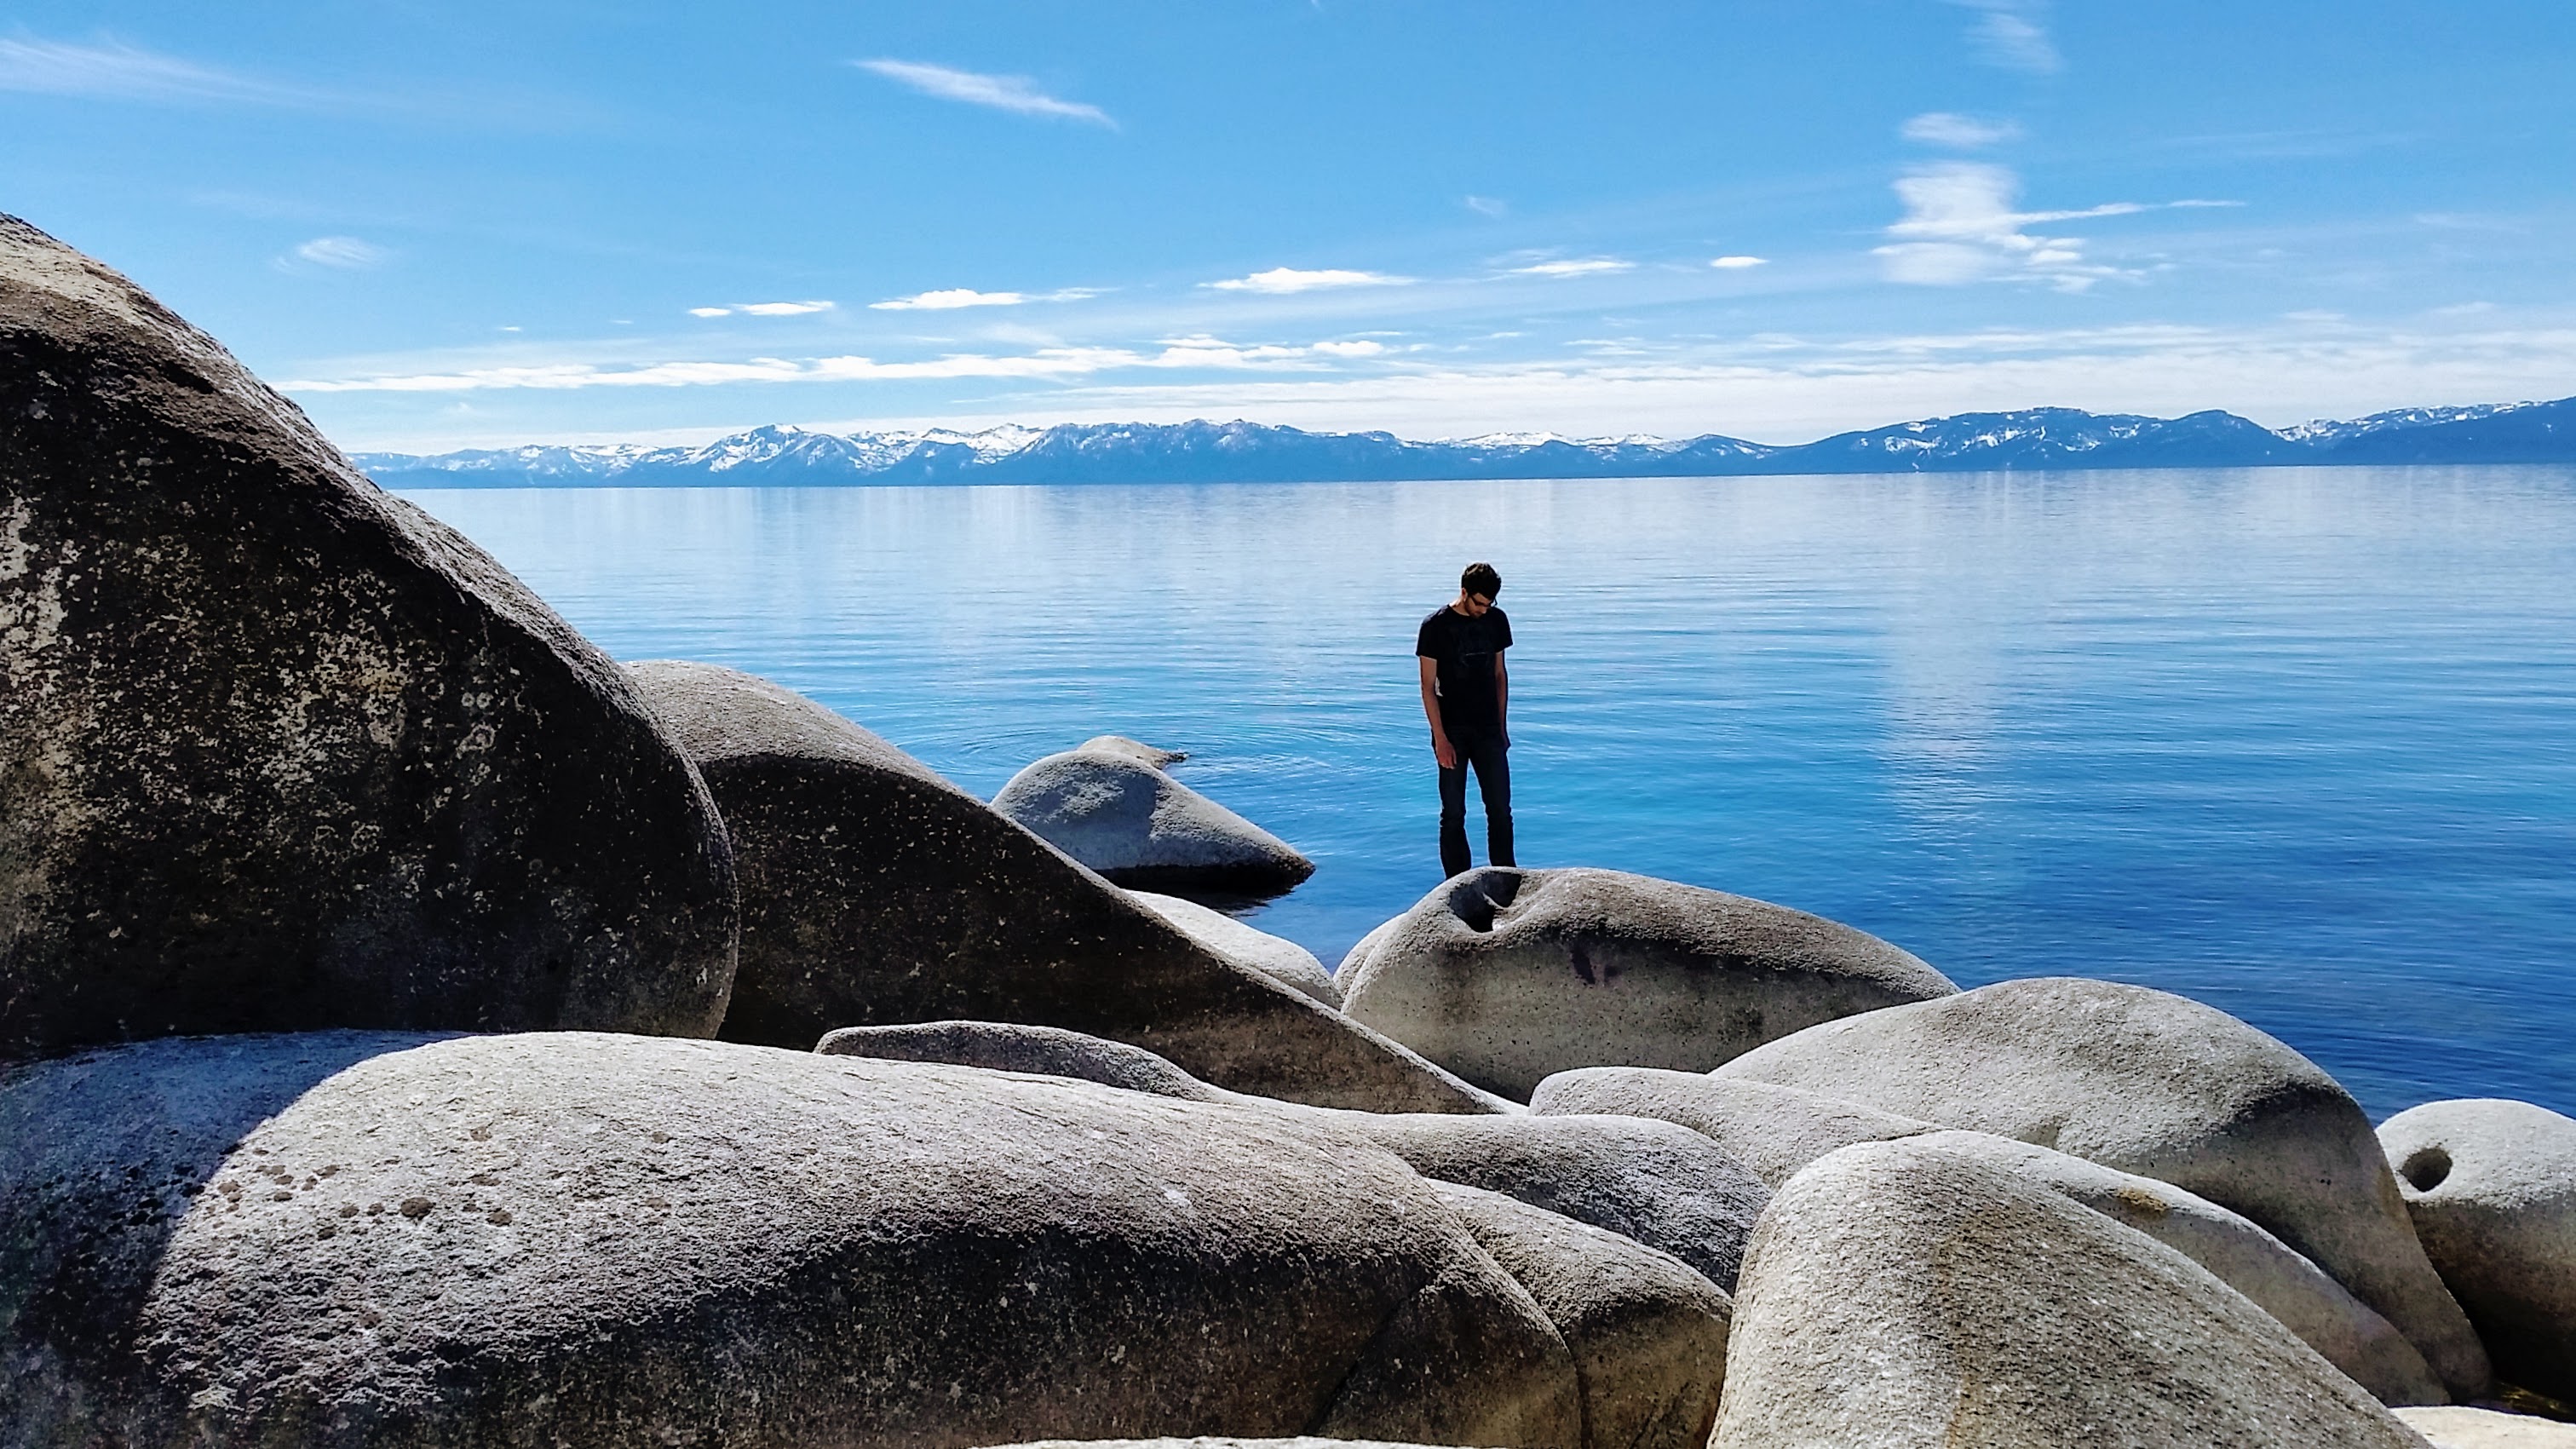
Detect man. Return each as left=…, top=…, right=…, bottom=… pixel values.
left=1416, top=561, right=1515, bottom=880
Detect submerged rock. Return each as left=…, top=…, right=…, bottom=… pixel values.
left=2380, top=1098, right=2576, bottom=1401
left=1338, top=866, right=1956, bottom=1100
left=630, top=661, right=1493, bottom=1112
left=0, top=214, right=738, bottom=1061
left=1129, top=891, right=1341, bottom=1006
left=0, top=1031, right=1579, bottom=1448
left=1716, top=975, right=2493, bottom=1398
left=1715, top=1136, right=2435, bottom=1449
left=992, top=747, right=1314, bottom=894
left=1079, top=734, right=1188, bottom=768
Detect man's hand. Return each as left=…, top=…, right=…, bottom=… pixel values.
left=1433, top=732, right=1458, bottom=769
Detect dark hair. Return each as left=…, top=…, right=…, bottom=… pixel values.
left=1461, top=561, right=1502, bottom=599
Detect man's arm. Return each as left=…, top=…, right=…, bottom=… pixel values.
left=1493, top=651, right=1509, bottom=747
left=1418, top=655, right=1457, bottom=769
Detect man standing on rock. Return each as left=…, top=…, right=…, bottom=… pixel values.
left=1417, top=561, right=1515, bottom=880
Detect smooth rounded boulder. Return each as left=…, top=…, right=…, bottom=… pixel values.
left=628, top=661, right=1494, bottom=1113
left=1715, top=1136, right=2436, bottom=1449
left=1432, top=1182, right=1732, bottom=1449
left=0, top=216, right=739, bottom=1060
left=1129, top=891, right=1342, bottom=1006
left=817, top=1020, right=1224, bottom=1101
left=1078, top=734, right=1188, bottom=768
left=2379, top=1098, right=2576, bottom=1400
left=1337, top=866, right=1957, bottom=1100
left=0, top=1031, right=1581, bottom=1448
left=992, top=747, right=1315, bottom=894
left=1532, top=1067, right=1939, bottom=1187
left=1715, top=975, right=2493, bottom=1397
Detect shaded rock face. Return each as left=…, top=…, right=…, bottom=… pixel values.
left=1432, top=1183, right=1731, bottom=1449
left=1532, top=1070, right=2440, bottom=1403
left=1715, top=1137, right=2433, bottom=1449
left=627, top=661, right=1495, bottom=1113
left=1129, top=891, right=1341, bottom=1006
left=1338, top=867, right=1957, bottom=1101
left=992, top=749, right=1314, bottom=894
left=0, top=216, right=738, bottom=1061
left=2380, top=1098, right=2576, bottom=1401
left=1716, top=975, right=2493, bottom=1398
left=0, top=1032, right=1581, bottom=1449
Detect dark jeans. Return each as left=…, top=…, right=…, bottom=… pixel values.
left=1438, top=733, right=1515, bottom=879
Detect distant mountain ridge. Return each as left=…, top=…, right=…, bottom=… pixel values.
left=355, top=395, right=2576, bottom=488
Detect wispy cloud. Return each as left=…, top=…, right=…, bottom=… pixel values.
left=1464, top=195, right=1509, bottom=218
left=854, top=59, right=1113, bottom=127
left=1204, top=267, right=1413, bottom=294
left=688, top=301, right=837, bottom=318
left=1946, top=0, right=2061, bottom=74
left=869, top=286, right=1099, bottom=311
left=0, top=35, right=297, bottom=105
left=1710, top=256, right=1769, bottom=270
left=1900, top=112, right=2022, bottom=148
left=1509, top=258, right=1635, bottom=279
left=287, top=236, right=388, bottom=270
left=1874, top=163, right=2234, bottom=292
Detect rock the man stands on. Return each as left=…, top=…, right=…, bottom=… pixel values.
left=1417, top=561, right=1516, bottom=879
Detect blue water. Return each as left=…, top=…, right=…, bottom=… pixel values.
left=400, top=469, right=2576, bottom=1120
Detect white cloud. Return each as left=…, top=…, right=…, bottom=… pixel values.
left=1946, top=0, right=2061, bottom=73
left=1464, top=195, right=1509, bottom=218
left=854, top=59, right=1113, bottom=127
left=1710, top=256, right=1769, bottom=270
left=1205, top=267, right=1414, bottom=294
left=739, top=300, right=835, bottom=316
left=290, top=236, right=388, bottom=270
left=1900, top=112, right=2022, bottom=148
left=1876, top=162, right=2168, bottom=292
left=871, top=288, right=1024, bottom=311
left=1510, top=259, right=1635, bottom=279
left=0, top=36, right=291, bottom=105
left=688, top=307, right=732, bottom=318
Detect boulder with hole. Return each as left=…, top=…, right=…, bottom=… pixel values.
left=1129, top=891, right=1341, bottom=1006
left=1715, top=975, right=2493, bottom=1397
left=1431, top=1182, right=1732, bottom=1449
left=1714, top=1136, right=2438, bottom=1448
left=1, top=214, right=738, bottom=1062
left=1337, top=866, right=1957, bottom=1101
left=0, top=1030, right=1580, bottom=1447
left=2380, top=1098, right=2576, bottom=1401
left=629, top=661, right=1493, bottom=1113
left=991, top=747, right=1314, bottom=894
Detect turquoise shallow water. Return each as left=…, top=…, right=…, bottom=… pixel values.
left=400, top=467, right=2576, bottom=1120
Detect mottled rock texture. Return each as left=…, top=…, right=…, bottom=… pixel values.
left=1432, top=1182, right=1731, bottom=1449
left=0, top=1031, right=1581, bottom=1448
left=992, top=747, right=1314, bottom=894
left=2381, top=1099, right=2576, bottom=1401
left=1128, top=892, right=1341, bottom=1006
left=1338, top=866, right=1955, bottom=1100
left=1714, top=1136, right=2435, bottom=1449
left=0, top=216, right=737, bottom=1061
left=1716, top=975, right=2493, bottom=1398
left=628, top=661, right=1493, bottom=1112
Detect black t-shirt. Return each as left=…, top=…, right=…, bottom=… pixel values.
left=1417, top=605, right=1513, bottom=739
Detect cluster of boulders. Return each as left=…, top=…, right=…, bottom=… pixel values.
left=5, top=213, right=2574, bottom=1449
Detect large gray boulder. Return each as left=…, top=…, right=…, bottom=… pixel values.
left=2380, top=1099, right=2576, bottom=1400
left=1432, top=1182, right=1731, bottom=1449
left=0, top=1031, right=1583, bottom=1448
left=0, top=216, right=739, bottom=1061
left=992, top=747, right=1314, bottom=894
left=1532, top=1067, right=1937, bottom=1187
left=1532, top=1070, right=2439, bottom=1402
left=1337, top=867, right=1957, bottom=1100
left=1715, top=976, right=2493, bottom=1397
left=1128, top=892, right=1341, bottom=1006
left=1714, top=1136, right=2436, bottom=1449
left=629, top=661, right=1492, bottom=1113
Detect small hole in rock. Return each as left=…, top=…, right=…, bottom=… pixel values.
left=2401, top=1147, right=2452, bottom=1193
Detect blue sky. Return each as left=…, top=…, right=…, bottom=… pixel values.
left=4, top=2, right=2572, bottom=449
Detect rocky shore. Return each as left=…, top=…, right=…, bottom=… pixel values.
left=6, top=212, right=2575, bottom=1447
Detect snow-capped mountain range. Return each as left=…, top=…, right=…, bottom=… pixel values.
left=354, top=396, right=2576, bottom=488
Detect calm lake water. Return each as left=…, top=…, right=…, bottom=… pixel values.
left=401, top=468, right=2576, bottom=1120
